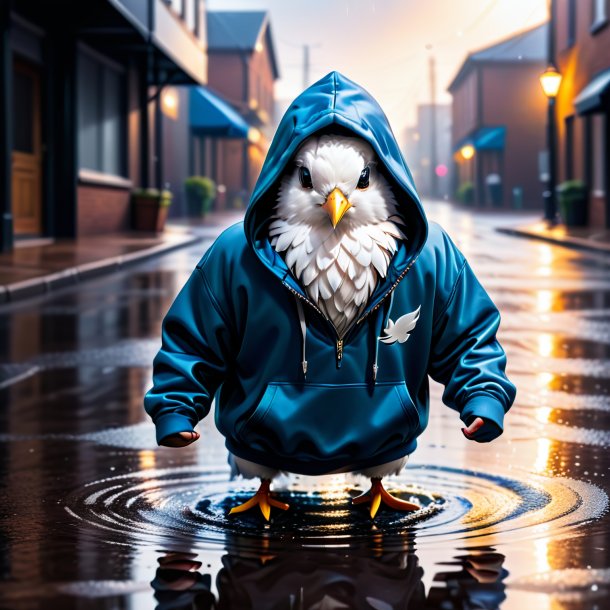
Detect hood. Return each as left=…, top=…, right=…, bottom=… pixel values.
left=243, top=71, right=428, bottom=316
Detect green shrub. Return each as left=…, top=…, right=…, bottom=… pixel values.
left=557, top=180, right=587, bottom=226
left=132, top=188, right=173, bottom=207
left=456, top=181, right=475, bottom=205
left=184, top=176, right=216, bottom=217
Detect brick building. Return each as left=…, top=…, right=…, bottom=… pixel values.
left=197, top=10, right=279, bottom=209
left=553, top=0, right=610, bottom=228
left=448, top=24, right=548, bottom=209
left=1, top=0, right=208, bottom=250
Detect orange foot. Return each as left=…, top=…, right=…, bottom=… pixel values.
left=352, top=477, right=420, bottom=519
left=228, top=479, right=290, bottom=521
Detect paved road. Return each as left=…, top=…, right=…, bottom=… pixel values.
left=0, top=202, right=609, bottom=609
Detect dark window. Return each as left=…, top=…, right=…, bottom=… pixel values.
left=567, top=0, right=577, bottom=47
left=591, top=0, right=608, bottom=32
left=77, top=50, right=126, bottom=176
left=565, top=115, right=574, bottom=179
left=592, top=113, right=606, bottom=195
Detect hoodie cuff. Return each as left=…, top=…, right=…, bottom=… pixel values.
left=460, top=395, right=506, bottom=442
left=154, top=413, right=195, bottom=445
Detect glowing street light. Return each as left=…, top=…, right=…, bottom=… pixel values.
left=539, top=64, right=562, bottom=225
left=460, top=144, right=475, bottom=160
left=539, top=65, right=562, bottom=98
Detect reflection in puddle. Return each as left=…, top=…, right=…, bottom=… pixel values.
left=64, top=464, right=607, bottom=548
left=151, top=546, right=507, bottom=610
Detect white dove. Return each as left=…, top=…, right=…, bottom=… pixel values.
left=379, top=306, right=421, bottom=344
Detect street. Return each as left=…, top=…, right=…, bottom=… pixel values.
left=0, top=201, right=609, bottom=609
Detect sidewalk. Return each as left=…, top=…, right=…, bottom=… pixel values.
left=0, top=210, right=244, bottom=303
left=497, top=220, right=610, bottom=255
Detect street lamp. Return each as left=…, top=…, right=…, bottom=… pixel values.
left=539, top=64, right=562, bottom=224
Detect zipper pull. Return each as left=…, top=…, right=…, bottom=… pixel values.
left=336, top=339, right=343, bottom=367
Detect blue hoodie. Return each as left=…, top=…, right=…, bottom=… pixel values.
left=144, top=71, right=516, bottom=476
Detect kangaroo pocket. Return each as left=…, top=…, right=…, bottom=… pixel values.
left=237, top=381, right=420, bottom=466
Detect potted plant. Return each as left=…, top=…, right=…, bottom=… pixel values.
left=132, top=188, right=173, bottom=232
left=456, top=181, right=475, bottom=206
left=557, top=180, right=588, bottom=227
left=184, top=176, right=216, bottom=218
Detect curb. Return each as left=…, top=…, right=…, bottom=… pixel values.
left=496, top=226, right=610, bottom=255
left=0, top=232, right=205, bottom=304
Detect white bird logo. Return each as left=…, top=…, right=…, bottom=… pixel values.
left=379, top=305, right=421, bottom=344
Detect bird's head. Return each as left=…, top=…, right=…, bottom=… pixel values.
left=274, top=134, right=400, bottom=232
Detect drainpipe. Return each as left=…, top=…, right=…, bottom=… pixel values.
left=0, top=1, right=13, bottom=251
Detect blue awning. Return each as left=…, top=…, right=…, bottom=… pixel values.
left=454, top=126, right=506, bottom=153
left=189, top=87, right=249, bottom=138
left=574, top=68, right=610, bottom=115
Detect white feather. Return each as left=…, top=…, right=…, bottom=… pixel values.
left=270, top=134, right=407, bottom=337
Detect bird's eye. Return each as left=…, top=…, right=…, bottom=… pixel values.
left=357, top=166, right=370, bottom=189
left=299, top=166, right=313, bottom=189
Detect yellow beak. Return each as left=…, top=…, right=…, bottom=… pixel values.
left=322, top=187, right=352, bottom=228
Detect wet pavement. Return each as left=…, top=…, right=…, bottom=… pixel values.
left=0, top=201, right=609, bottom=609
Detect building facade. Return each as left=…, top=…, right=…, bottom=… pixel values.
left=1, top=0, right=207, bottom=250
left=554, top=0, right=610, bottom=228
left=403, top=104, right=453, bottom=201
left=448, top=24, right=548, bottom=209
left=198, top=10, right=279, bottom=210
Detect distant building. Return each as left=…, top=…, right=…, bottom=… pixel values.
left=554, top=0, right=610, bottom=228
left=448, top=24, right=548, bottom=209
left=1, top=0, right=207, bottom=250
left=197, top=10, right=279, bottom=210
left=403, top=104, right=452, bottom=201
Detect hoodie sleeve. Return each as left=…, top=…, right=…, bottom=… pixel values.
left=144, top=264, right=232, bottom=445
left=428, top=242, right=516, bottom=443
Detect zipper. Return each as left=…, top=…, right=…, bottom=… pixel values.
left=336, top=339, right=343, bottom=365
left=282, top=253, right=419, bottom=368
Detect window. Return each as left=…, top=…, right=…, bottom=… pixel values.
left=565, top=115, right=574, bottom=179
left=592, top=114, right=606, bottom=195
left=77, top=50, right=125, bottom=177
left=592, top=0, right=608, bottom=32
left=567, top=0, right=577, bottom=47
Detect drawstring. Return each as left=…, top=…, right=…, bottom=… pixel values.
left=294, top=292, right=395, bottom=383
left=372, top=291, right=395, bottom=383
left=295, top=298, right=308, bottom=378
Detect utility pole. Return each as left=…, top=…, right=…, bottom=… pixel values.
left=303, top=44, right=310, bottom=90
left=428, top=53, right=438, bottom=200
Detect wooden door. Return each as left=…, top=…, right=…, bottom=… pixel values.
left=12, top=60, right=42, bottom=235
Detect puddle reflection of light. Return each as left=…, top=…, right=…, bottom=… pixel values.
left=535, top=407, right=552, bottom=424
left=536, top=290, right=554, bottom=314
left=536, top=372, right=554, bottom=391
left=318, top=474, right=350, bottom=500
left=139, top=450, right=156, bottom=471
left=537, top=244, right=554, bottom=277
left=533, top=438, right=552, bottom=474
left=534, top=536, right=552, bottom=574
left=537, top=334, right=554, bottom=358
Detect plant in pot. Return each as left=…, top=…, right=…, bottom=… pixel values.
left=184, top=176, right=216, bottom=218
left=132, top=188, right=173, bottom=233
left=456, top=181, right=475, bottom=206
left=557, top=180, right=588, bottom=227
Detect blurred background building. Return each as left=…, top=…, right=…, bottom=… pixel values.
left=448, top=24, right=548, bottom=209
left=403, top=103, right=453, bottom=201
left=553, top=0, right=610, bottom=228
left=2, top=0, right=208, bottom=248
left=1, top=0, right=279, bottom=250
left=199, top=10, right=278, bottom=210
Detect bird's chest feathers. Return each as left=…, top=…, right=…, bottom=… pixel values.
left=278, top=224, right=399, bottom=337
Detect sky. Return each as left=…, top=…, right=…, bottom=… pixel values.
left=207, top=0, right=548, bottom=143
